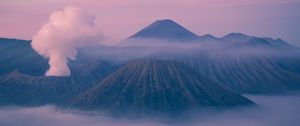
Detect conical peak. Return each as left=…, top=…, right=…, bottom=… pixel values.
left=129, top=19, right=199, bottom=41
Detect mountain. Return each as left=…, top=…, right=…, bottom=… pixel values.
left=0, top=38, right=30, bottom=49
left=150, top=50, right=300, bottom=94
left=200, top=34, right=216, bottom=39
left=127, top=19, right=199, bottom=41
left=0, top=38, right=48, bottom=76
left=222, top=33, right=252, bottom=42
left=263, top=37, right=294, bottom=48
left=0, top=60, right=118, bottom=106
left=0, top=38, right=118, bottom=76
left=198, top=34, right=221, bottom=42
left=221, top=33, right=294, bottom=48
left=0, top=38, right=120, bottom=106
left=241, top=37, right=273, bottom=48
left=124, top=20, right=294, bottom=48
left=72, top=59, right=254, bottom=116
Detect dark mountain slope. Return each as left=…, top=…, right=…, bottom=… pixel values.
left=0, top=38, right=48, bottom=76
left=72, top=59, right=254, bottom=115
left=0, top=60, right=118, bottom=106
left=151, top=50, right=300, bottom=94
left=221, top=33, right=295, bottom=48
left=263, top=37, right=294, bottom=48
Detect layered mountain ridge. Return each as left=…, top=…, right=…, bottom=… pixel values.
left=0, top=19, right=299, bottom=116
left=126, top=19, right=294, bottom=48
left=72, top=59, right=254, bottom=115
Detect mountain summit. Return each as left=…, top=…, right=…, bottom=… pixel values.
left=128, top=19, right=199, bottom=41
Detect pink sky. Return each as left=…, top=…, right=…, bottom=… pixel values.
left=0, top=0, right=300, bottom=46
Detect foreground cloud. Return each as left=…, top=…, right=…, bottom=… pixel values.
left=31, top=6, right=104, bottom=77
left=0, top=93, right=299, bottom=126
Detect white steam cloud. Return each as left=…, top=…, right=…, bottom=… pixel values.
left=31, top=6, right=104, bottom=77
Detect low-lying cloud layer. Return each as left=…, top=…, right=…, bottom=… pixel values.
left=31, top=6, right=104, bottom=77
left=0, top=93, right=299, bottom=126
left=79, top=37, right=300, bottom=63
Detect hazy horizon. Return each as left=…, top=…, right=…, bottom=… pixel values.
left=1, top=0, right=300, bottom=46
left=1, top=93, right=300, bottom=126
left=1, top=1, right=300, bottom=126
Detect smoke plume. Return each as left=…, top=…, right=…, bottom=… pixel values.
left=31, top=6, right=103, bottom=77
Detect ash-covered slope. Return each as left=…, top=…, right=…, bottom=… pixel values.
left=0, top=38, right=48, bottom=76
left=72, top=59, right=254, bottom=115
left=152, top=49, right=300, bottom=94
left=0, top=60, right=118, bottom=106
left=0, top=38, right=123, bottom=106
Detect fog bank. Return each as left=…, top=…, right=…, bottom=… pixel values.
left=0, top=93, right=299, bottom=126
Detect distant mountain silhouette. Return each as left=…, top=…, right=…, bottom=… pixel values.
left=72, top=59, right=254, bottom=116
left=222, top=33, right=252, bottom=42
left=128, top=19, right=199, bottom=41
left=221, top=33, right=294, bottom=48
left=125, top=20, right=295, bottom=48
left=263, top=37, right=294, bottom=48
left=198, top=34, right=222, bottom=42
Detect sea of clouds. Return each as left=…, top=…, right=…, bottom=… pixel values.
left=0, top=92, right=299, bottom=126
